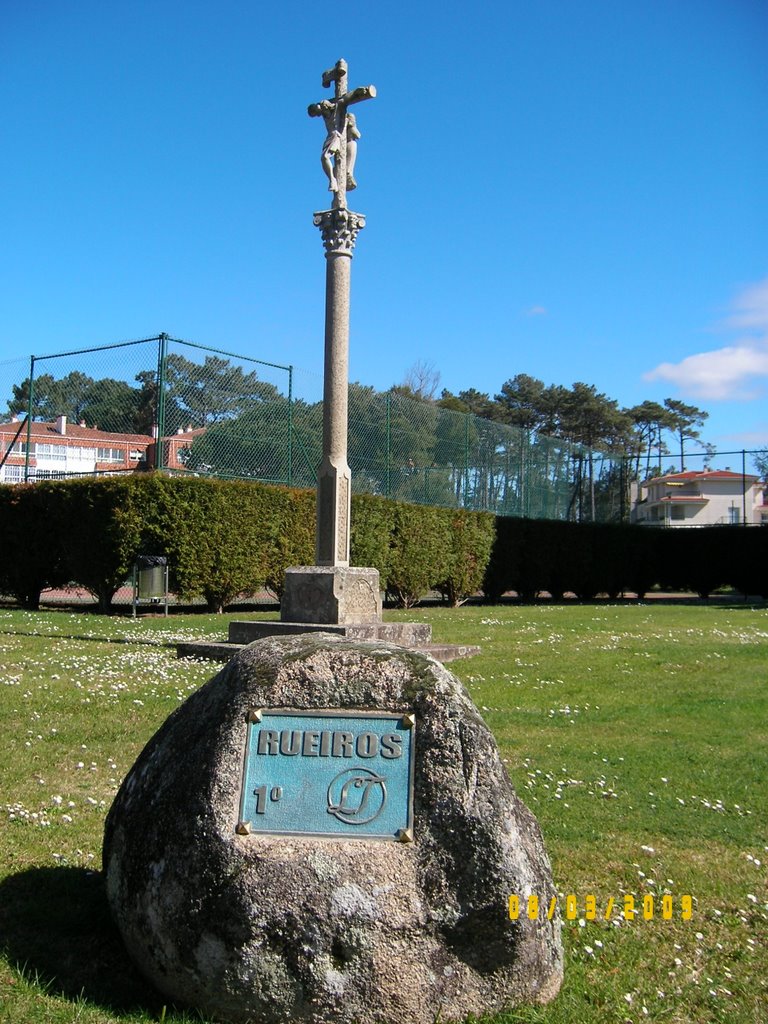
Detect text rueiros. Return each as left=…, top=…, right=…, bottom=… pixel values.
left=255, top=728, right=403, bottom=759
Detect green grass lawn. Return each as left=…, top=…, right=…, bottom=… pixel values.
left=0, top=602, right=766, bottom=1023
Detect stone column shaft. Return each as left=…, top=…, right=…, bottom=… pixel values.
left=314, top=208, right=365, bottom=566
left=317, top=251, right=352, bottom=566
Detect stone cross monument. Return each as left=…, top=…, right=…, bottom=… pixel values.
left=178, top=60, right=445, bottom=650
left=308, top=59, right=375, bottom=566
left=279, top=59, right=385, bottom=626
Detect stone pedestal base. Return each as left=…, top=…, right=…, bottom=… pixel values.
left=174, top=565, right=489, bottom=664
left=281, top=565, right=382, bottom=626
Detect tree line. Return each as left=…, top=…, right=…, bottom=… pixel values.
left=7, top=356, right=765, bottom=525
left=6, top=358, right=713, bottom=479
left=410, top=372, right=711, bottom=480
left=6, top=355, right=276, bottom=437
left=4, top=361, right=627, bottom=520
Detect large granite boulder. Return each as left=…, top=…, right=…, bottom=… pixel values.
left=103, top=634, right=562, bottom=1023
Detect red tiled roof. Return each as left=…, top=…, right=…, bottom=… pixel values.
left=162, top=427, right=206, bottom=441
left=0, top=420, right=153, bottom=444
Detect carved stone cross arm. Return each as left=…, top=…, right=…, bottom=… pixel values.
left=307, top=85, right=376, bottom=120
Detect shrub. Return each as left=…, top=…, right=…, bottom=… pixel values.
left=483, top=517, right=546, bottom=601
left=730, top=525, right=768, bottom=599
left=262, top=487, right=315, bottom=598
left=623, top=527, right=660, bottom=599
left=668, top=527, right=729, bottom=599
left=386, top=502, right=451, bottom=608
left=136, top=475, right=272, bottom=613
left=435, top=510, right=495, bottom=607
left=0, top=483, right=68, bottom=609
left=57, top=477, right=144, bottom=613
left=350, top=494, right=394, bottom=588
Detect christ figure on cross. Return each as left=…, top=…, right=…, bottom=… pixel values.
left=308, top=59, right=375, bottom=210
left=317, top=109, right=361, bottom=194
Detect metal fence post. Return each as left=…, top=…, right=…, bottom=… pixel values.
left=742, top=449, right=747, bottom=525
left=288, top=365, right=294, bottom=487
left=155, top=333, right=168, bottom=470
left=463, top=413, right=470, bottom=507
left=385, top=391, right=391, bottom=497
left=24, top=356, right=35, bottom=482
left=519, top=429, right=526, bottom=518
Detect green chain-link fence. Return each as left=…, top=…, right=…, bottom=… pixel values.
left=1, top=335, right=626, bottom=522
left=290, top=387, right=625, bottom=523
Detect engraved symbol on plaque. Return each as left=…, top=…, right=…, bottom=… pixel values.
left=327, top=768, right=387, bottom=825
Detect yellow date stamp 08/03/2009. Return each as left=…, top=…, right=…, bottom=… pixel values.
left=508, top=893, right=694, bottom=922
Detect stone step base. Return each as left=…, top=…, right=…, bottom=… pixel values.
left=177, top=638, right=480, bottom=664
left=228, top=620, right=432, bottom=645
left=419, top=643, right=481, bottom=662
left=178, top=640, right=243, bottom=662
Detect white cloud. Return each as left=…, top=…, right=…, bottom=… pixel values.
left=722, top=277, right=768, bottom=331
left=645, top=340, right=768, bottom=400
left=525, top=305, right=547, bottom=317
left=644, top=275, right=768, bottom=401
left=722, top=427, right=768, bottom=447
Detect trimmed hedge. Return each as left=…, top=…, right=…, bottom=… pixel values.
left=436, top=509, right=496, bottom=607
left=484, top=516, right=768, bottom=601
left=349, top=494, right=394, bottom=585
left=56, top=477, right=145, bottom=613
left=1, top=475, right=765, bottom=613
left=0, top=476, right=496, bottom=612
left=136, top=476, right=274, bottom=613
left=0, top=483, right=68, bottom=609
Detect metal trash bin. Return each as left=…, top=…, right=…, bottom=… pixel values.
left=132, top=556, right=169, bottom=616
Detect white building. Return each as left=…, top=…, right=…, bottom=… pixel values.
left=0, top=415, right=152, bottom=482
left=0, top=415, right=204, bottom=483
left=632, top=469, right=768, bottom=527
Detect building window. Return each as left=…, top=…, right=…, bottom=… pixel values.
left=1, top=465, right=24, bottom=483
left=670, top=506, right=686, bottom=521
left=66, top=446, right=98, bottom=461
left=728, top=506, right=740, bottom=525
left=97, top=447, right=124, bottom=462
left=36, top=443, right=66, bottom=461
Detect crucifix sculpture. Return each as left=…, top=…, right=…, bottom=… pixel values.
left=308, top=59, right=376, bottom=567
left=308, top=59, right=376, bottom=211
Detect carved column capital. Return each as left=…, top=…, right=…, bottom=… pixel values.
left=314, top=208, right=366, bottom=256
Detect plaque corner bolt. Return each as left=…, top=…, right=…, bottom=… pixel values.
left=236, top=820, right=252, bottom=836
left=247, top=708, right=263, bottom=723
left=401, top=713, right=416, bottom=730
left=395, top=828, right=414, bottom=844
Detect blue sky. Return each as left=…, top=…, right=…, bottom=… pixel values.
left=1, top=1, right=766, bottom=466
